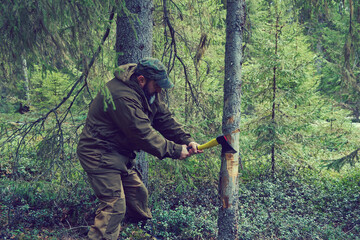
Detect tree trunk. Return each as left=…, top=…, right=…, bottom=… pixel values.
left=271, top=14, right=280, bottom=177
left=136, top=151, right=149, bottom=188
left=116, top=0, right=153, bottom=65
left=349, top=0, right=353, bottom=35
left=354, top=106, right=360, bottom=122
left=356, top=1, right=360, bottom=23
left=22, top=56, right=30, bottom=104
left=218, top=0, right=245, bottom=239
left=116, top=0, right=153, bottom=187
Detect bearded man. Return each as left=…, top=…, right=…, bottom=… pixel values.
left=77, top=58, right=201, bottom=240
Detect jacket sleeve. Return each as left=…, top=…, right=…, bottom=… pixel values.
left=107, top=95, right=183, bottom=159
left=152, top=100, right=194, bottom=145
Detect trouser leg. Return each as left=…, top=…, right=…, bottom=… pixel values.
left=122, top=169, right=152, bottom=222
left=87, top=173, right=126, bottom=240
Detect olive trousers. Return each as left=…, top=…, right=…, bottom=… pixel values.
left=87, top=169, right=152, bottom=240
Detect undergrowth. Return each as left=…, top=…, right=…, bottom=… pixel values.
left=237, top=170, right=360, bottom=239
left=1, top=169, right=359, bottom=239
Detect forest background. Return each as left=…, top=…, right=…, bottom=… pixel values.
left=0, top=0, right=360, bottom=239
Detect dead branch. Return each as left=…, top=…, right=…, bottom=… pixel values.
left=162, top=0, right=200, bottom=107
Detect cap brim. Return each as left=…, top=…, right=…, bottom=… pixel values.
left=156, top=78, right=174, bottom=89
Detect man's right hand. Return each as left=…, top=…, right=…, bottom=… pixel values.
left=179, top=144, right=190, bottom=160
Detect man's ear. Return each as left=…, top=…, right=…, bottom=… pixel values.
left=137, top=75, right=146, bottom=88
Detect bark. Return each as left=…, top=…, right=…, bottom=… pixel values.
left=136, top=151, right=149, bottom=188
left=356, top=1, right=360, bottom=23
left=116, top=0, right=153, bottom=65
left=116, top=0, right=153, bottom=186
left=22, top=56, right=30, bottom=104
left=271, top=14, right=280, bottom=177
left=354, top=106, right=360, bottom=122
left=349, top=0, right=353, bottom=35
left=218, top=0, right=245, bottom=239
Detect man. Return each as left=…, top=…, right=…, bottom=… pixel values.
left=77, top=58, right=202, bottom=240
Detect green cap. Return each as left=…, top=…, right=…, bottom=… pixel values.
left=136, top=58, right=174, bottom=89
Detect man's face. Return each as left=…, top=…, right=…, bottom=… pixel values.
left=144, top=80, right=162, bottom=104
left=145, top=80, right=162, bottom=95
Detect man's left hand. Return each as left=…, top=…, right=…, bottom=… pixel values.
left=187, top=142, right=204, bottom=155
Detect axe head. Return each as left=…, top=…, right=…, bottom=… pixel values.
left=216, top=135, right=237, bottom=154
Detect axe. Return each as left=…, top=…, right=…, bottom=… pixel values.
left=187, top=135, right=237, bottom=154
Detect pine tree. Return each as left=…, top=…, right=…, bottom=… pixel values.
left=242, top=0, right=319, bottom=175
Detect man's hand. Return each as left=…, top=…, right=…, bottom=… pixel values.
left=179, top=142, right=204, bottom=160
left=187, top=142, right=204, bottom=155
left=179, top=144, right=190, bottom=160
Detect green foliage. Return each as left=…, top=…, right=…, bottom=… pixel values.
left=0, top=110, right=85, bottom=182
left=149, top=205, right=217, bottom=239
left=148, top=149, right=221, bottom=195
left=303, top=0, right=360, bottom=120
left=242, top=0, right=321, bottom=173
left=322, top=148, right=360, bottom=171
left=237, top=172, right=360, bottom=239
left=0, top=178, right=96, bottom=238
left=153, top=0, right=226, bottom=128
left=2, top=168, right=360, bottom=239
left=0, top=0, right=115, bottom=63
left=29, top=65, right=80, bottom=111
left=0, top=97, right=19, bottom=114
left=1, top=0, right=360, bottom=239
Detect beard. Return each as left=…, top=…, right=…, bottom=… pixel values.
left=143, top=82, right=156, bottom=104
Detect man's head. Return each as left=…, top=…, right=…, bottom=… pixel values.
left=135, top=58, right=174, bottom=89
left=135, top=58, right=173, bottom=104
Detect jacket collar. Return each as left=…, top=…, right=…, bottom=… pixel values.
left=114, top=63, right=156, bottom=114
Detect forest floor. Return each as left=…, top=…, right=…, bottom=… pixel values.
left=1, top=171, right=360, bottom=240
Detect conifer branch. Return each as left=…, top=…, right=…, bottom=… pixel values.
left=1, top=7, right=116, bottom=180
left=321, top=148, right=360, bottom=171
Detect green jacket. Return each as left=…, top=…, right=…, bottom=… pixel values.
left=77, top=63, right=194, bottom=174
